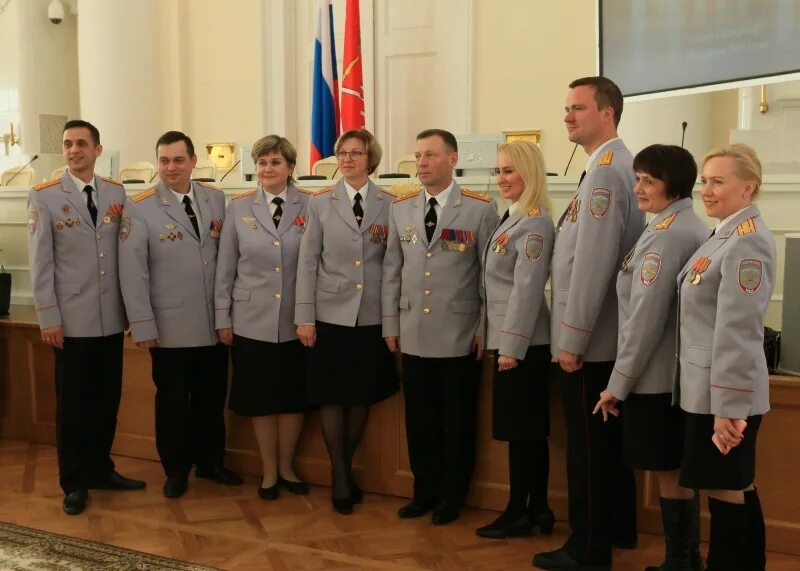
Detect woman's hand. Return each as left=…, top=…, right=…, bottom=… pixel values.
left=297, top=324, right=317, bottom=348
left=592, top=389, right=620, bottom=422
left=497, top=355, right=518, bottom=372
left=218, top=328, right=233, bottom=346
left=712, top=416, right=747, bottom=454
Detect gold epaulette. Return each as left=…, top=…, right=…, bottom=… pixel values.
left=132, top=187, right=157, bottom=203
left=461, top=188, right=492, bottom=203
left=32, top=179, right=60, bottom=192
left=296, top=187, right=316, bottom=195
left=596, top=150, right=614, bottom=167
left=653, top=212, right=677, bottom=230
left=99, top=175, right=123, bottom=186
left=315, top=185, right=336, bottom=195
left=527, top=207, right=542, bottom=217
left=380, top=187, right=399, bottom=198
left=737, top=218, right=757, bottom=236
left=391, top=182, right=421, bottom=203
left=231, top=190, right=255, bottom=201
left=195, top=181, right=222, bottom=192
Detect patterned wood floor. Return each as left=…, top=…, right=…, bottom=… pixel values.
left=1, top=439, right=798, bottom=571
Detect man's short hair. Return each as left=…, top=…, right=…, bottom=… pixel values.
left=63, top=120, right=100, bottom=145
left=416, top=129, right=458, bottom=153
left=568, top=76, right=624, bottom=126
left=156, top=131, right=195, bottom=157
left=633, top=144, right=697, bottom=200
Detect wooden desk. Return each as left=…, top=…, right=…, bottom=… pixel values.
left=2, top=306, right=799, bottom=554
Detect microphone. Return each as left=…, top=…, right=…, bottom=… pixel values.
left=219, top=159, right=241, bottom=182
left=681, top=122, right=688, bottom=148
left=331, top=164, right=340, bottom=179
left=148, top=170, right=158, bottom=183
left=563, top=144, right=578, bottom=176
left=4, top=155, right=39, bottom=186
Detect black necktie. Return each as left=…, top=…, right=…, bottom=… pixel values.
left=501, top=209, right=510, bottom=223
left=709, top=228, right=716, bottom=239
left=182, top=195, right=200, bottom=236
left=353, top=192, right=364, bottom=226
left=578, top=170, right=587, bottom=187
left=272, top=196, right=284, bottom=228
left=425, top=197, right=438, bottom=242
left=83, top=185, right=97, bottom=226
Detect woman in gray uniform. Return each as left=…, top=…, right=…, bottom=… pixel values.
left=594, top=145, right=707, bottom=570
left=215, top=135, right=312, bottom=500
left=296, top=129, right=398, bottom=515
left=475, top=140, right=555, bottom=539
left=676, top=144, right=775, bottom=571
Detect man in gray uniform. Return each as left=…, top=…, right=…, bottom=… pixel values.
left=119, top=131, right=242, bottom=498
left=533, top=78, right=644, bottom=571
left=27, top=120, right=145, bottom=516
left=382, top=129, right=499, bottom=525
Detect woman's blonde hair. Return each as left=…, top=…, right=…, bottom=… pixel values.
left=335, top=129, right=383, bottom=175
left=497, top=140, right=550, bottom=215
left=702, top=143, right=762, bottom=198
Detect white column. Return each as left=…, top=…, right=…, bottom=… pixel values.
left=737, top=86, right=758, bottom=130
left=77, top=0, right=160, bottom=166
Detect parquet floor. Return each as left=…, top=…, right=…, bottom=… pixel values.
left=0, top=440, right=798, bottom=570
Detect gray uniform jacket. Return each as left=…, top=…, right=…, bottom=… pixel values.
left=607, top=198, right=707, bottom=400
left=382, top=183, right=499, bottom=358
left=214, top=185, right=311, bottom=343
left=677, top=205, right=775, bottom=418
left=550, top=139, right=645, bottom=361
left=27, top=173, right=127, bottom=337
left=295, top=179, right=394, bottom=327
left=119, top=181, right=225, bottom=348
left=481, top=207, right=553, bottom=360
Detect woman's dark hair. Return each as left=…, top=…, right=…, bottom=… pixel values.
left=632, top=144, right=697, bottom=199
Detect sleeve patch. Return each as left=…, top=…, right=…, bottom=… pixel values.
left=640, top=252, right=662, bottom=286
left=525, top=234, right=544, bottom=261
left=589, top=187, right=611, bottom=219
left=27, top=209, right=38, bottom=234
left=738, top=259, right=763, bottom=295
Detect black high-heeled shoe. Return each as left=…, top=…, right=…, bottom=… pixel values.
left=258, top=480, right=280, bottom=500
left=331, top=495, right=354, bottom=515
left=530, top=508, right=555, bottom=534
left=278, top=476, right=309, bottom=495
left=350, top=483, right=364, bottom=504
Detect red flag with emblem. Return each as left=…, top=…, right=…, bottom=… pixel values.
left=341, top=0, right=365, bottom=131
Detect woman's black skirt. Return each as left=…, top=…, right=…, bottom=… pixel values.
left=306, top=321, right=399, bottom=406
left=491, top=344, right=551, bottom=441
left=228, top=335, right=307, bottom=416
left=622, top=392, right=684, bottom=471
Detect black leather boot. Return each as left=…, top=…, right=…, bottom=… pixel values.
left=705, top=497, right=747, bottom=571
left=744, top=489, right=766, bottom=571
left=643, top=497, right=695, bottom=571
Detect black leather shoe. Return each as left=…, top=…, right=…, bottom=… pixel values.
left=530, top=508, right=556, bottom=535
left=89, top=471, right=146, bottom=491
left=432, top=504, right=460, bottom=526
left=163, top=477, right=188, bottom=498
left=532, top=547, right=610, bottom=571
left=332, top=495, right=354, bottom=515
left=277, top=476, right=309, bottom=495
left=397, top=500, right=435, bottom=519
left=62, top=489, right=87, bottom=515
left=258, top=482, right=280, bottom=500
left=350, top=483, right=364, bottom=504
left=476, top=513, right=533, bottom=539
left=195, top=466, right=244, bottom=486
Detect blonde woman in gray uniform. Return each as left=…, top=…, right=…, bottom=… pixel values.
left=215, top=135, right=313, bottom=500
left=475, top=140, right=555, bottom=540
left=677, top=144, right=775, bottom=571
left=296, top=129, right=398, bottom=515
left=594, top=145, right=707, bottom=571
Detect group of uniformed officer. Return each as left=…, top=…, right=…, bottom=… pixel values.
left=27, top=75, right=774, bottom=571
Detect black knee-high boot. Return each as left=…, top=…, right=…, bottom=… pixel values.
left=644, top=497, right=696, bottom=571
left=743, top=489, right=766, bottom=571
left=706, top=497, right=747, bottom=571
left=688, top=493, right=703, bottom=571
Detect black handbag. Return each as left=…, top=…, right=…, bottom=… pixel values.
left=764, top=326, right=781, bottom=374
left=0, top=264, right=10, bottom=316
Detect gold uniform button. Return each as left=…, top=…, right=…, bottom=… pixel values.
left=274, top=267, right=281, bottom=272
left=100, top=270, right=106, bottom=276
left=96, top=234, right=102, bottom=239
left=426, top=252, right=432, bottom=258
left=355, top=260, right=362, bottom=267
left=274, top=293, right=282, bottom=300
left=424, top=290, right=431, bottom=296
left=273, top=240, right=280, bottom=247
left=356, top=283, right=363, bottom=290
left=424, top=271, right=431, bottom=278
left=99, top=252, right=105, bottom=259
left=423, top=308, right=431, bottom=314
left=203, top=261, right=209, bottom=266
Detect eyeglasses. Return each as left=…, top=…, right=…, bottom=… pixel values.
left=336, top=150, right=366, bottom=160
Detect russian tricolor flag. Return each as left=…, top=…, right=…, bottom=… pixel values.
left=310, top=0, right=340, bottom=169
